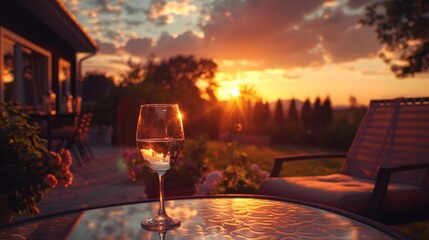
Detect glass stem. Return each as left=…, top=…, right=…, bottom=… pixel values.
left=158, top=173, right=167, bottom=217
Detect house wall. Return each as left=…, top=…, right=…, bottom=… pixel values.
left=0, top=1, right=78, bottom=97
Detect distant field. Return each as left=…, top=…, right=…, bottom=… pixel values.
left=192, top=140, right=428, bottom=240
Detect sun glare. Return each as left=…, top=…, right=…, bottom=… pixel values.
left=230, top=88, right=240, bottom=98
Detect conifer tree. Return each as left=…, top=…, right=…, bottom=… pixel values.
left=263, top=101, right=271, bottom=123
left=287, top=98, right=298, bottom=121
left=252, top=99, right=263, bottom=126
left=274, top=99, right=285, bottom=124
left=321, top=96, right=333, bottom=125
left=272, top=99, right=286, bottom=143
left=312, top=97, right=322, bottom=131
left=301, top=98, right=312, bottom=129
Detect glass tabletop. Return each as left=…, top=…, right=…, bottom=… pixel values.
left=67, top=196, right=402, bottom=239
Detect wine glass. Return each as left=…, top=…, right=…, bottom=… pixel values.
left=136, top=104, right=184, bottom=230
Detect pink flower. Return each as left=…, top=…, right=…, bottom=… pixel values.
left=195, top=170, right=224, bottom=195
left=250, top=163, right=260, bottom=173
left=206, top=170, right=223, bottom=183
left=61, top=172, right=73, bottom=187
left=46, top=152, right=62, bottom=165
left=60, top=149, right=72, bottom=166
left=250, top=163, right=269, bottom=179
left=44, top=174, right=58, bottom=188
left=62, top=165, right=70, bottom=174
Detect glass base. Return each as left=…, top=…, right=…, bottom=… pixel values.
left=141, top=216, right=181, bottom=231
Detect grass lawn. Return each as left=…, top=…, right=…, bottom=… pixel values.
left=203, top=140, right=345, bottom=176
left=197, top=140, right=428, bottom=240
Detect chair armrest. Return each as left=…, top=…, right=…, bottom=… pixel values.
left=270, top=153, right=347, bottom=177
left=365, top=163, right=429, bottom=219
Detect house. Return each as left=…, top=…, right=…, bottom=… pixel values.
left=0, top=0, right=97, bottom=113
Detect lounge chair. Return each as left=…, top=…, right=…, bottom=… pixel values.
left=260, top=97, right=429, bottom=224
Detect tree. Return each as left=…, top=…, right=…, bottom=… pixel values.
left=301, top=98, right=312, bottom=130
left=287, top=98, right=298, bottom=121
left=263, top=102, right=271, bottom=123
left=141, top=55, right=219, bottom=137
left=82, top=72, right=115, bottom=103
left=82, top=72, right=117, bottom=126
left=321, top=96, right=333, bottom=125
left=274, top=99, right=285, bottom=124
left=119, top=57, right=145, bottom=86
left=252, top=100, right=263, bottom=126
left=272, top=99, right=286, bottom=143
left=251, top=100, right=271, bottom=134
left=349, top=95, right=358, bottom=109
left=312, top=97, right=322, bottom=131
left=113, top=55, right=219, bottom=143
left=360, top=0, right=429, bottom=78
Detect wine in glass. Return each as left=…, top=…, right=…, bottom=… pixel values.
left=136, top=104, right=184, bottom=230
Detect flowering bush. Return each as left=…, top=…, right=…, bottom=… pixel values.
left=195, top=141, right=269, bottom=195
left=122, top=133, right=268, bottom=196
left=122, top=133, right=210, bottom=197
left=0, top=101, right=73, bottom=216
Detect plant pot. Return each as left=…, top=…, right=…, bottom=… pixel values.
left=0, top=196, right=13, bottom=225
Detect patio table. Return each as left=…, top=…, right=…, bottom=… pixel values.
left=0, top=195, right=410, bottom=239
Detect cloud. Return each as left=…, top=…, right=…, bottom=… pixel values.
left=196, top=0, right=380, bottom=68
left=154, top=31, right=206, bottom=56
left=123, top=38, right=154, bottom=55
left=89, top=0, right=122, bottom=14
left=283, top=73, right=301, bottom=79
left=86, top=9, right=99, bottom=18
left=93, top=0, right=383, bottom=74
left=303, top=8, right=380, bottom=63
left=104, top=29, right=120, bottom=39
left=125, top=4, right=144, bottom=15
left=158, top=0, right=326, bottom=69
left=125, top=20, right=144, bottom=26
left=63, top=0, right=80, bottom=11
left=97, top=41, right=118, bottom=54
left=147, top=0, right=197, bottom=26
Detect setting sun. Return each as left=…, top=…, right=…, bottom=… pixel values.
left=230, top=88, right=240, bottom=98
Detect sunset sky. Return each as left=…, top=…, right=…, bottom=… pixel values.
left=63, top=0, right=429, bottom=106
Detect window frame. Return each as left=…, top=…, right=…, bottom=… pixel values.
left=0, top=27, right=52, bottom=102
left=58, top=58, right=72, bottom=113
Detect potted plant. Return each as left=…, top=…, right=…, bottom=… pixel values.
left=0, top=102, right=73, bottom=224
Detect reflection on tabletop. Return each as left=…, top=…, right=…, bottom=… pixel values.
left=67, top=198, right=397, bottom=239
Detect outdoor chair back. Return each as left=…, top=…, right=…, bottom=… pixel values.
left=342, top=98, right=429, bottom=187
left=52, top=112, right=94, bottom=166
left=260, top=97, right=429, bottom=224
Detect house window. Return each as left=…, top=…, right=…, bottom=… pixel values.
left=0, top=27, right=51, bottom=112
left=59, top=58, right=72, bottom=113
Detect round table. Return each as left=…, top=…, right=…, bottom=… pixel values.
left=0, top=195, right=410, bottom=239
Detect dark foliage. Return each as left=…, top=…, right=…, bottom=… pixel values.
left=321, top=96, right=333, bottom=126
left=273, top=99, right=285, bottom=124
left=82, top=72, right=116, bottom=126
left=301, top=98, right=312, bottom=130
left=360, top=0, right=429, bottom=77
left=105, top=55, right=219, bottom=145
left=312, top=97, right=322, bottom=131
left=287, top=98, right=298, bottom=121
left=272, top=99, right=286, bottom=143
